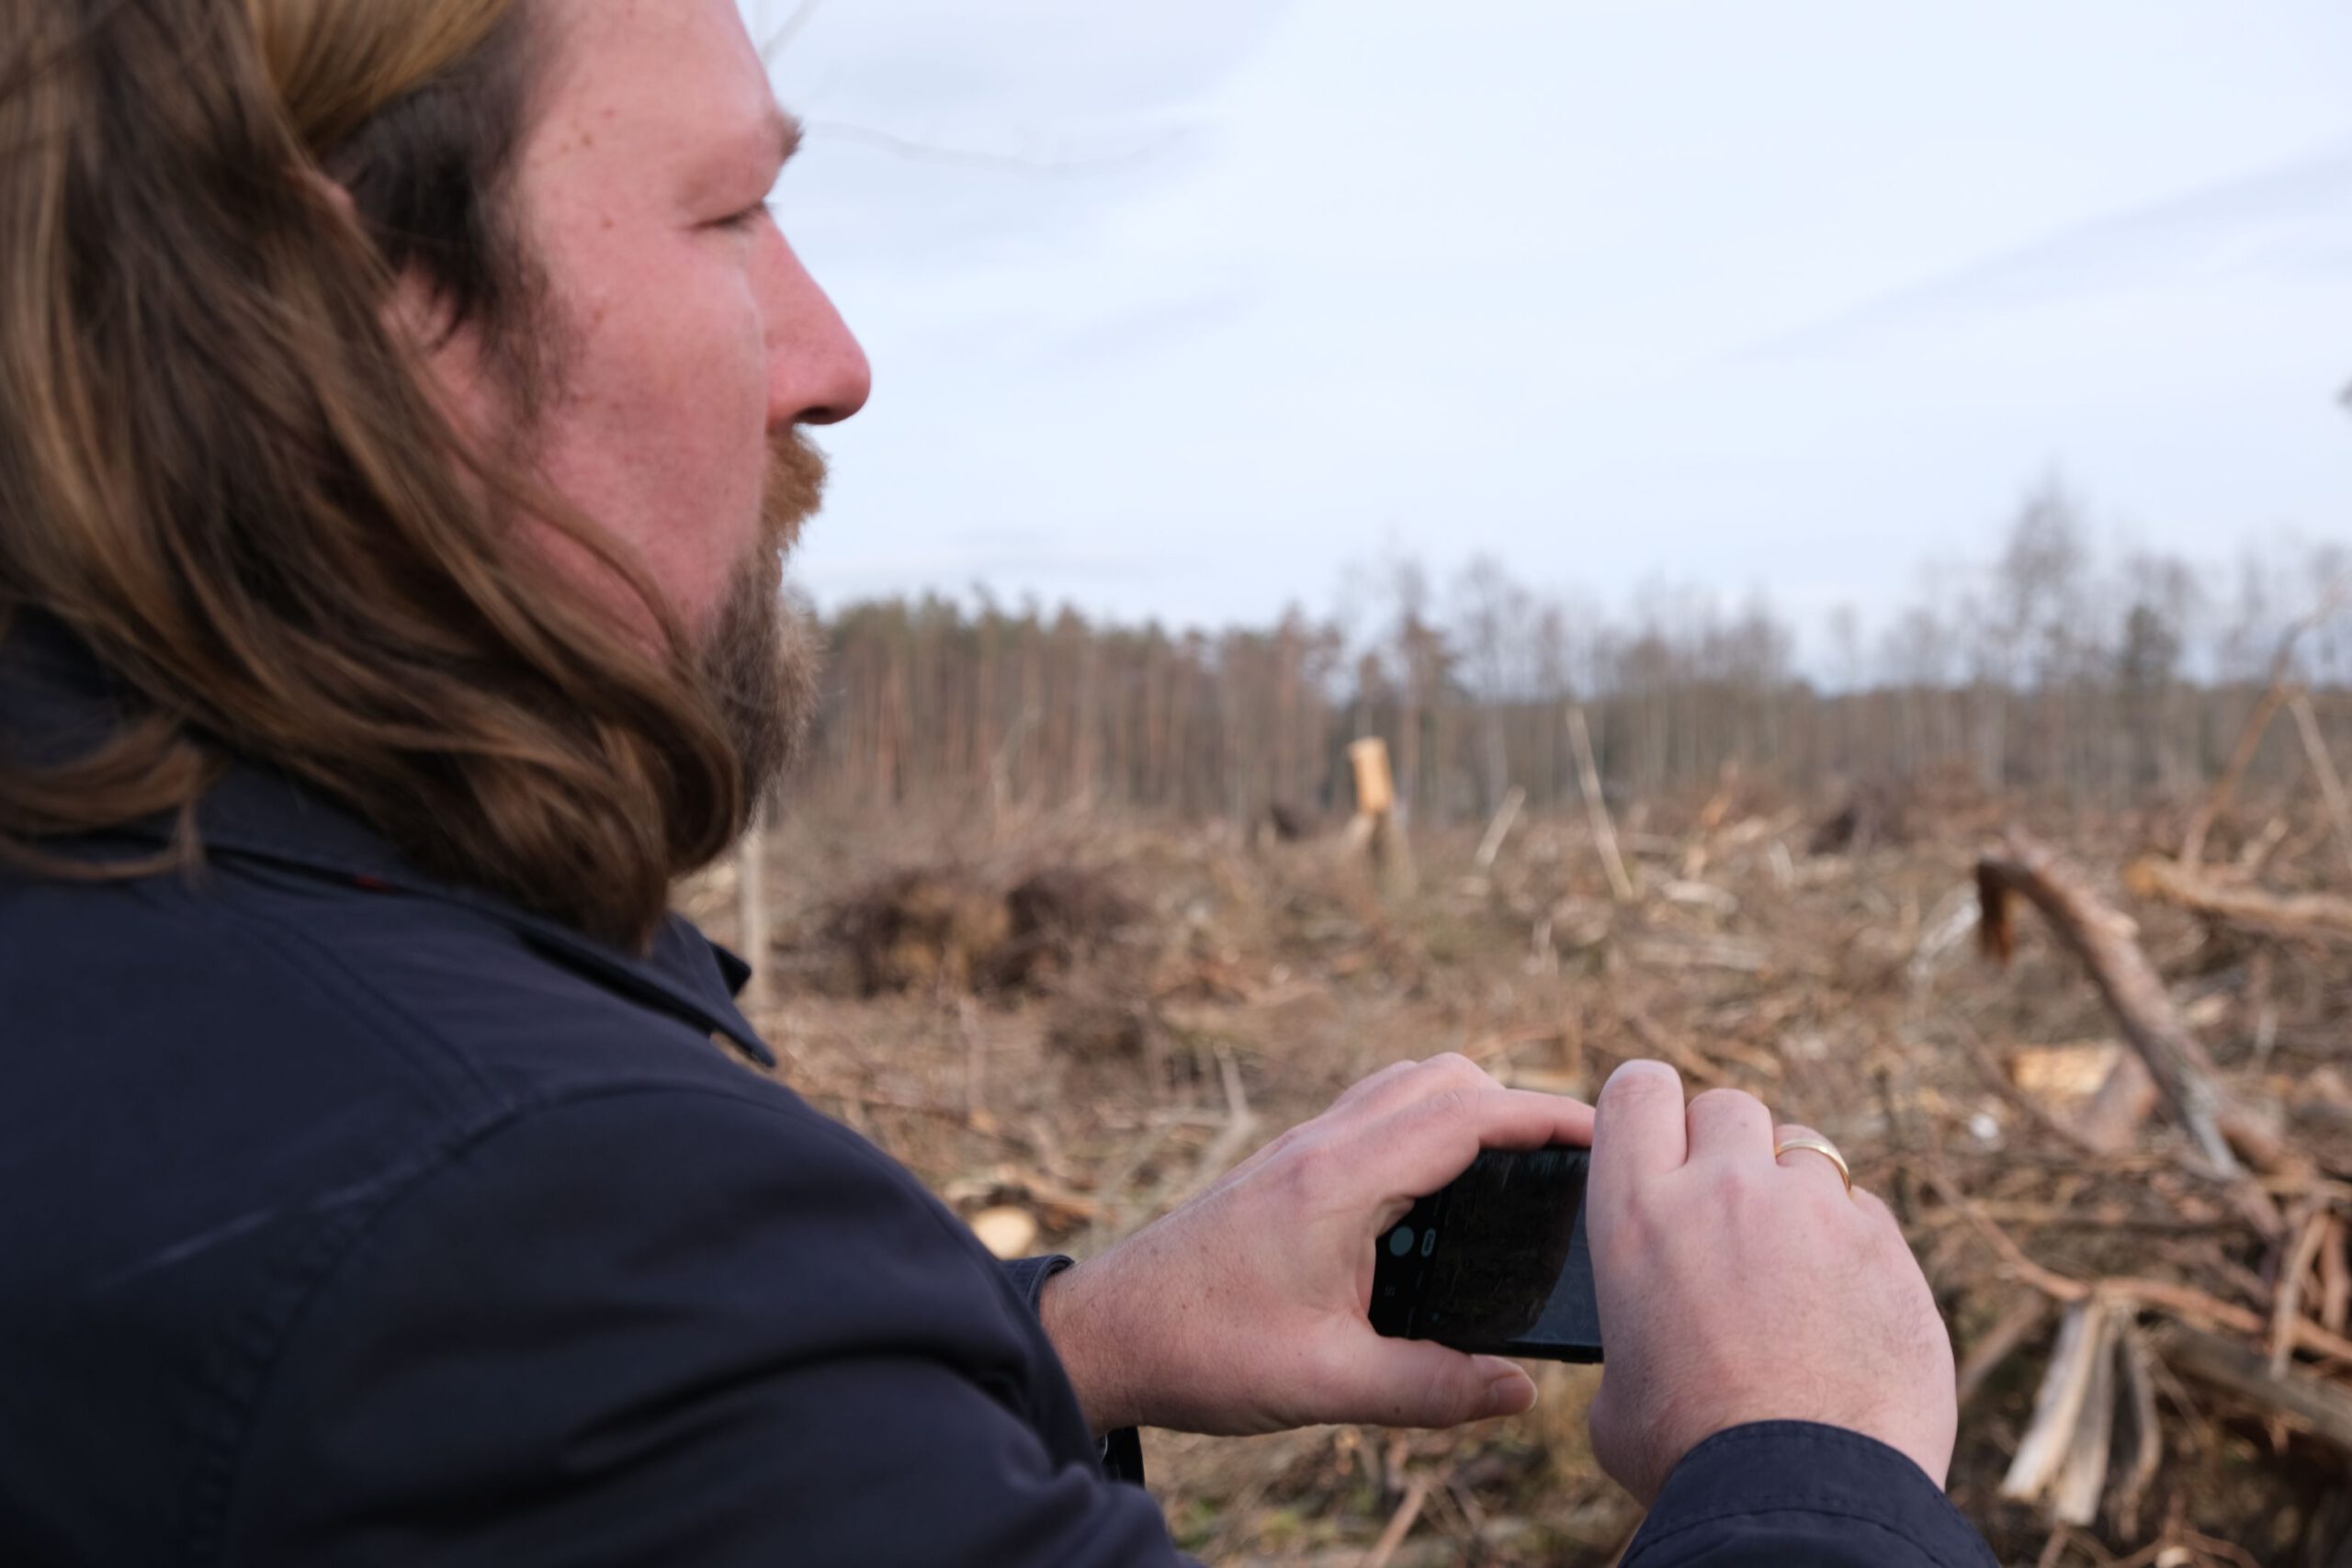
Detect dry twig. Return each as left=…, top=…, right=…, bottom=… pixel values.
left=1957, top=1292, right=2053, bottom=1410
left=1359, top=1474, right=1434, bottom=1568
left=2272, top=1199, right=2335, bottom=1379
left=2180, top=579, right=2352, bottom=867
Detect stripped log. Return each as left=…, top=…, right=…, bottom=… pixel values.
left=1978, top=829, right=2289, bottom=1186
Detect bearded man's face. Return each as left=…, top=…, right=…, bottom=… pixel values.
left=434, top=0, right=869, bottom=818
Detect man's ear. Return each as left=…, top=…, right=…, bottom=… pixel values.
left=310, top=170, right=494, bottom=427
left=301, top=166, right=457, bottom=355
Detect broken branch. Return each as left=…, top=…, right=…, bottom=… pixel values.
left=1977, top=829, right=2264, bottom=1181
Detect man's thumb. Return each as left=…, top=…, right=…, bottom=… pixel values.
left=1339, top=1338, right=1536, bottom=1427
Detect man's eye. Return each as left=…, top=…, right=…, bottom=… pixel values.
left=718, top=200, right=775, bottom=231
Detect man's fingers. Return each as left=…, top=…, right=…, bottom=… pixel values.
left=1773, top=1122, right=1855, bottom=1199
left=1320, top=1333, right=1536, bottom=1428
left=1687, top=1088, right=1774, bottom=1162
left=1352, top=1085, right=1596, bottom=1208
left=1323, top=1056, right=1428, bottom=1117
left=1591, top=1060, right=1689, bottom=1188
left=1217, top=1059, right=1442, bottom=1184
left=1328, top=1053, right=1497, bottom=1126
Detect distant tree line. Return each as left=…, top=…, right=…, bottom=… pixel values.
left=789, top=483, right=2352, bottom=823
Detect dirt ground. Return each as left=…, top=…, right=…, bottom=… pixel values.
left=679, top=781, right=2352, bottom=1567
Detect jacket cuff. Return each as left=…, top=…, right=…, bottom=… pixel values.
left=1630, top=1421, right=1995, bottom=1568
left=1001, top=1253, right=1077, bottom=1313
left=1001, top=1256, right=1148, bottom=1489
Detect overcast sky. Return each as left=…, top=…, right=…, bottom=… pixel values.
left=745, top=0, right=2352, bottom=644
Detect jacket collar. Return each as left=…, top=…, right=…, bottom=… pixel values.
left=0, top=613, right=774, bottom=1068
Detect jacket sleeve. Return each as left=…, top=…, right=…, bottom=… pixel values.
left=1623, top=1422, right=1997, bottom=1567
left=1000, top=1254, right=1150, bottom=1486
left=219, top=1087, right=1194, bottom=1568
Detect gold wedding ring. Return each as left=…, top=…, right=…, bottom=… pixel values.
left=1774, top=1136, right=1853, bottom=1194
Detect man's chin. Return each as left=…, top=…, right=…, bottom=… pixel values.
left=700, top=555, right=822, bottom=824
left=692, top=430, right=830, bottom=824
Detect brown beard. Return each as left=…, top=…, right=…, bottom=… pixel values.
left=698, top=429, right=829, bottom=823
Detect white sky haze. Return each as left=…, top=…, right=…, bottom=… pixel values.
left=746, top=0, right=2352, bottom=640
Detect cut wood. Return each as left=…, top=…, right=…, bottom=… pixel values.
left=2000, top=1297, right=2113, bottom=1506
left=2007, top=1042, right=2124, bottom=1105
left=1348, top=737, right=1397, bottom=818
left=2051, top=1303, right=2120, bottom=1526
left=1907, top=883, right=1983, bottom=990
left=2073, top=1054, right=2162, bottom=1156
left=1347, top=737, right=1418, bottom=899
left=1475, top=784, right=1525, bottom=871
left=968, top=1205, right=1040, bottom=1259
left=2124, top=855, right=2352, bottom=946
left=1567, top=706, right=1636, bottom=904
left=2153, top=1321, right=2352, bottom=1454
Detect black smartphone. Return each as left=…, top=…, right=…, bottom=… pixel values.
left=1368, top=1145, right=1601, bottom=1362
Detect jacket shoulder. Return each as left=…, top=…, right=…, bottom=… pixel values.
left=0, top=863, right=786, bottom=1562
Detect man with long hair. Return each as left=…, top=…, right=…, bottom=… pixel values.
left=0, top=2, right=1988, bottom=1562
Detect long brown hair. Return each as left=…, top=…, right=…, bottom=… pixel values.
left=0, top=0, right=745, bottom=950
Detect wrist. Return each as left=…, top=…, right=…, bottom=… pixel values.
left=1037, top=1258, right=1144, bottom=1438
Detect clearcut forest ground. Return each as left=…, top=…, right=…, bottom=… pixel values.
left=679, top=778, right=2352, bottom=1567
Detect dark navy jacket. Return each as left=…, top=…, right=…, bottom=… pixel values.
left=0, top=621, right=1995, bottom=1565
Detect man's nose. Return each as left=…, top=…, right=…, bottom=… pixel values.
left=765, top=235, right=871, bottom=428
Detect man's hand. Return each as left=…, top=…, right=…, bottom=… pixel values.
left=1039, top=1055, right=1593, bottom=1437
left=1584, top=1060, right=1958, bottom=1504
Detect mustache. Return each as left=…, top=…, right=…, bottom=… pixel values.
left=763, top=429, right=829, bottom=555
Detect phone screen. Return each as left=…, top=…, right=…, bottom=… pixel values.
left=1368, top=1145, right=1601, bottom=1361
